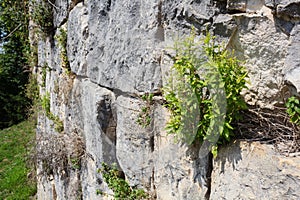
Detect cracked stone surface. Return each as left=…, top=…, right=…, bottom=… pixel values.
left=31, top=0, right=300, bottom=199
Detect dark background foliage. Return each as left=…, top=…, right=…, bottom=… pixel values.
left=0, top=0, right=30, bottom=129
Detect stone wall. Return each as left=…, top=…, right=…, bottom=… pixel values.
left=31, top=0, right=300, bottom=199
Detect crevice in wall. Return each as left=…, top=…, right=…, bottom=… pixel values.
left=97, top=95, right=116, bottom=144
left=151, top=167, right=157, bottom=199
left=76, top=173, right=83, bottom=200
left=156, top=0, right=163, bottom=27
left=274, top=17, right=295, bottom=36
left=96, top=94, right=119, bottom=167
left=226, top=9, right=246, bottom=14
left=99, top=0, right=113, bottom=17
left=149, top=135, right=155, bottom=152
left=155, top=0, right=165, bottom=41
left=52, top=183, right=57, bottom=200
left=106, top=0, right=112, bottom=12
left=204, top=152, right=213, bottom=200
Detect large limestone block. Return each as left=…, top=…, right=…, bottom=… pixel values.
left=72, top=78, right=118, bottom=199
left=265, top=0, right=300, bottom=20
left=116, top=95, right=209, bottom=199
left=86, top=0, right=162, bottom=93
left=210, top=141, right=300, bottom=199
left=115, top=95, right=155, bottom=188
left=153, top=133, right=210, bottom=200
left=68, top=3, right=88, bottom=76
left=228, top=14, right=289, bottom=107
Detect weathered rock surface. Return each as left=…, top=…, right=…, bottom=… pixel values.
left=284, top=24, right=300, bottom=93
left=31, top=0, right=300, bottom=199
left=86, top=0, right=162, bottom=93
left=210, top=141, right=300, bottom=200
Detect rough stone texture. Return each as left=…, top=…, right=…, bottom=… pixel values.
left=53, top=0, right=69, bottom=28
left=116, top=96, right=210, bottom=199
left=227, top=0, right=247, bottom=12
left=229, top=14, right=289, bottom=108
left=31, top=0, right=300, bottom=199
left=86, top=0, right=162, bottom=93
left=284, top=24, right=300, bottom=93
left=210, top=141, right=300, bottom=200
left=68, top=3, right=88, bottom=76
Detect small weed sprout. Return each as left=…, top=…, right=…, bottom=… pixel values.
left=137, top=93, right=154, bottom=128
left=286, top=96, right=300, bottom=126
left=70, top=158, right=81, bottom=170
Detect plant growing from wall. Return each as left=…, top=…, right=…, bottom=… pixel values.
left=26, top=74, right=40, bottom=117
left=286, top=96, right=300, bottom=126
left=41, top=92, right=64, bottom=132
left=41, top=63, right=50, bottom=88
left=53, top=80, right=59, bottom=94
left=164, top=31, right=248, bottom=156
left=137, top=93, right=154, bottom=128
left=41, top=92, right=51, bottom=114
left=55, top=28, right=71, bottom=74
left=70, top=158, right=81, bottom=170
left=97, top=162, right=148, bottom=200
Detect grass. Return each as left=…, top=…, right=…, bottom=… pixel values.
left=0, top=120, right=37, bottom=199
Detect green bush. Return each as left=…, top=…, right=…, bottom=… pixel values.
left=97, top=163, right=148, bottom=200
left=164, top=31, right=248, bottom=156
left=286, top=96, right=300, bottom=125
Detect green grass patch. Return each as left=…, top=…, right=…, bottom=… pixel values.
left=0, top=120, right=37, bottom=199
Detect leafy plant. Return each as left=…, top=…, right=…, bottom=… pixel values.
left=70, top=158, right=81, bottom=170
left=137, top=93, right=154, bottom=128
left=164, top=31, right=248, bottom=156
left=41, top=92, right=64, bottom=132
left=286, top=96, right=300, bottom=125
left=50, top=114, right=64, bottom=133
left=55, top=28, right=71, bottom=74
left=41, top=92, right=51, bottom=114
left=97, top=162, right=148, bottom=200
